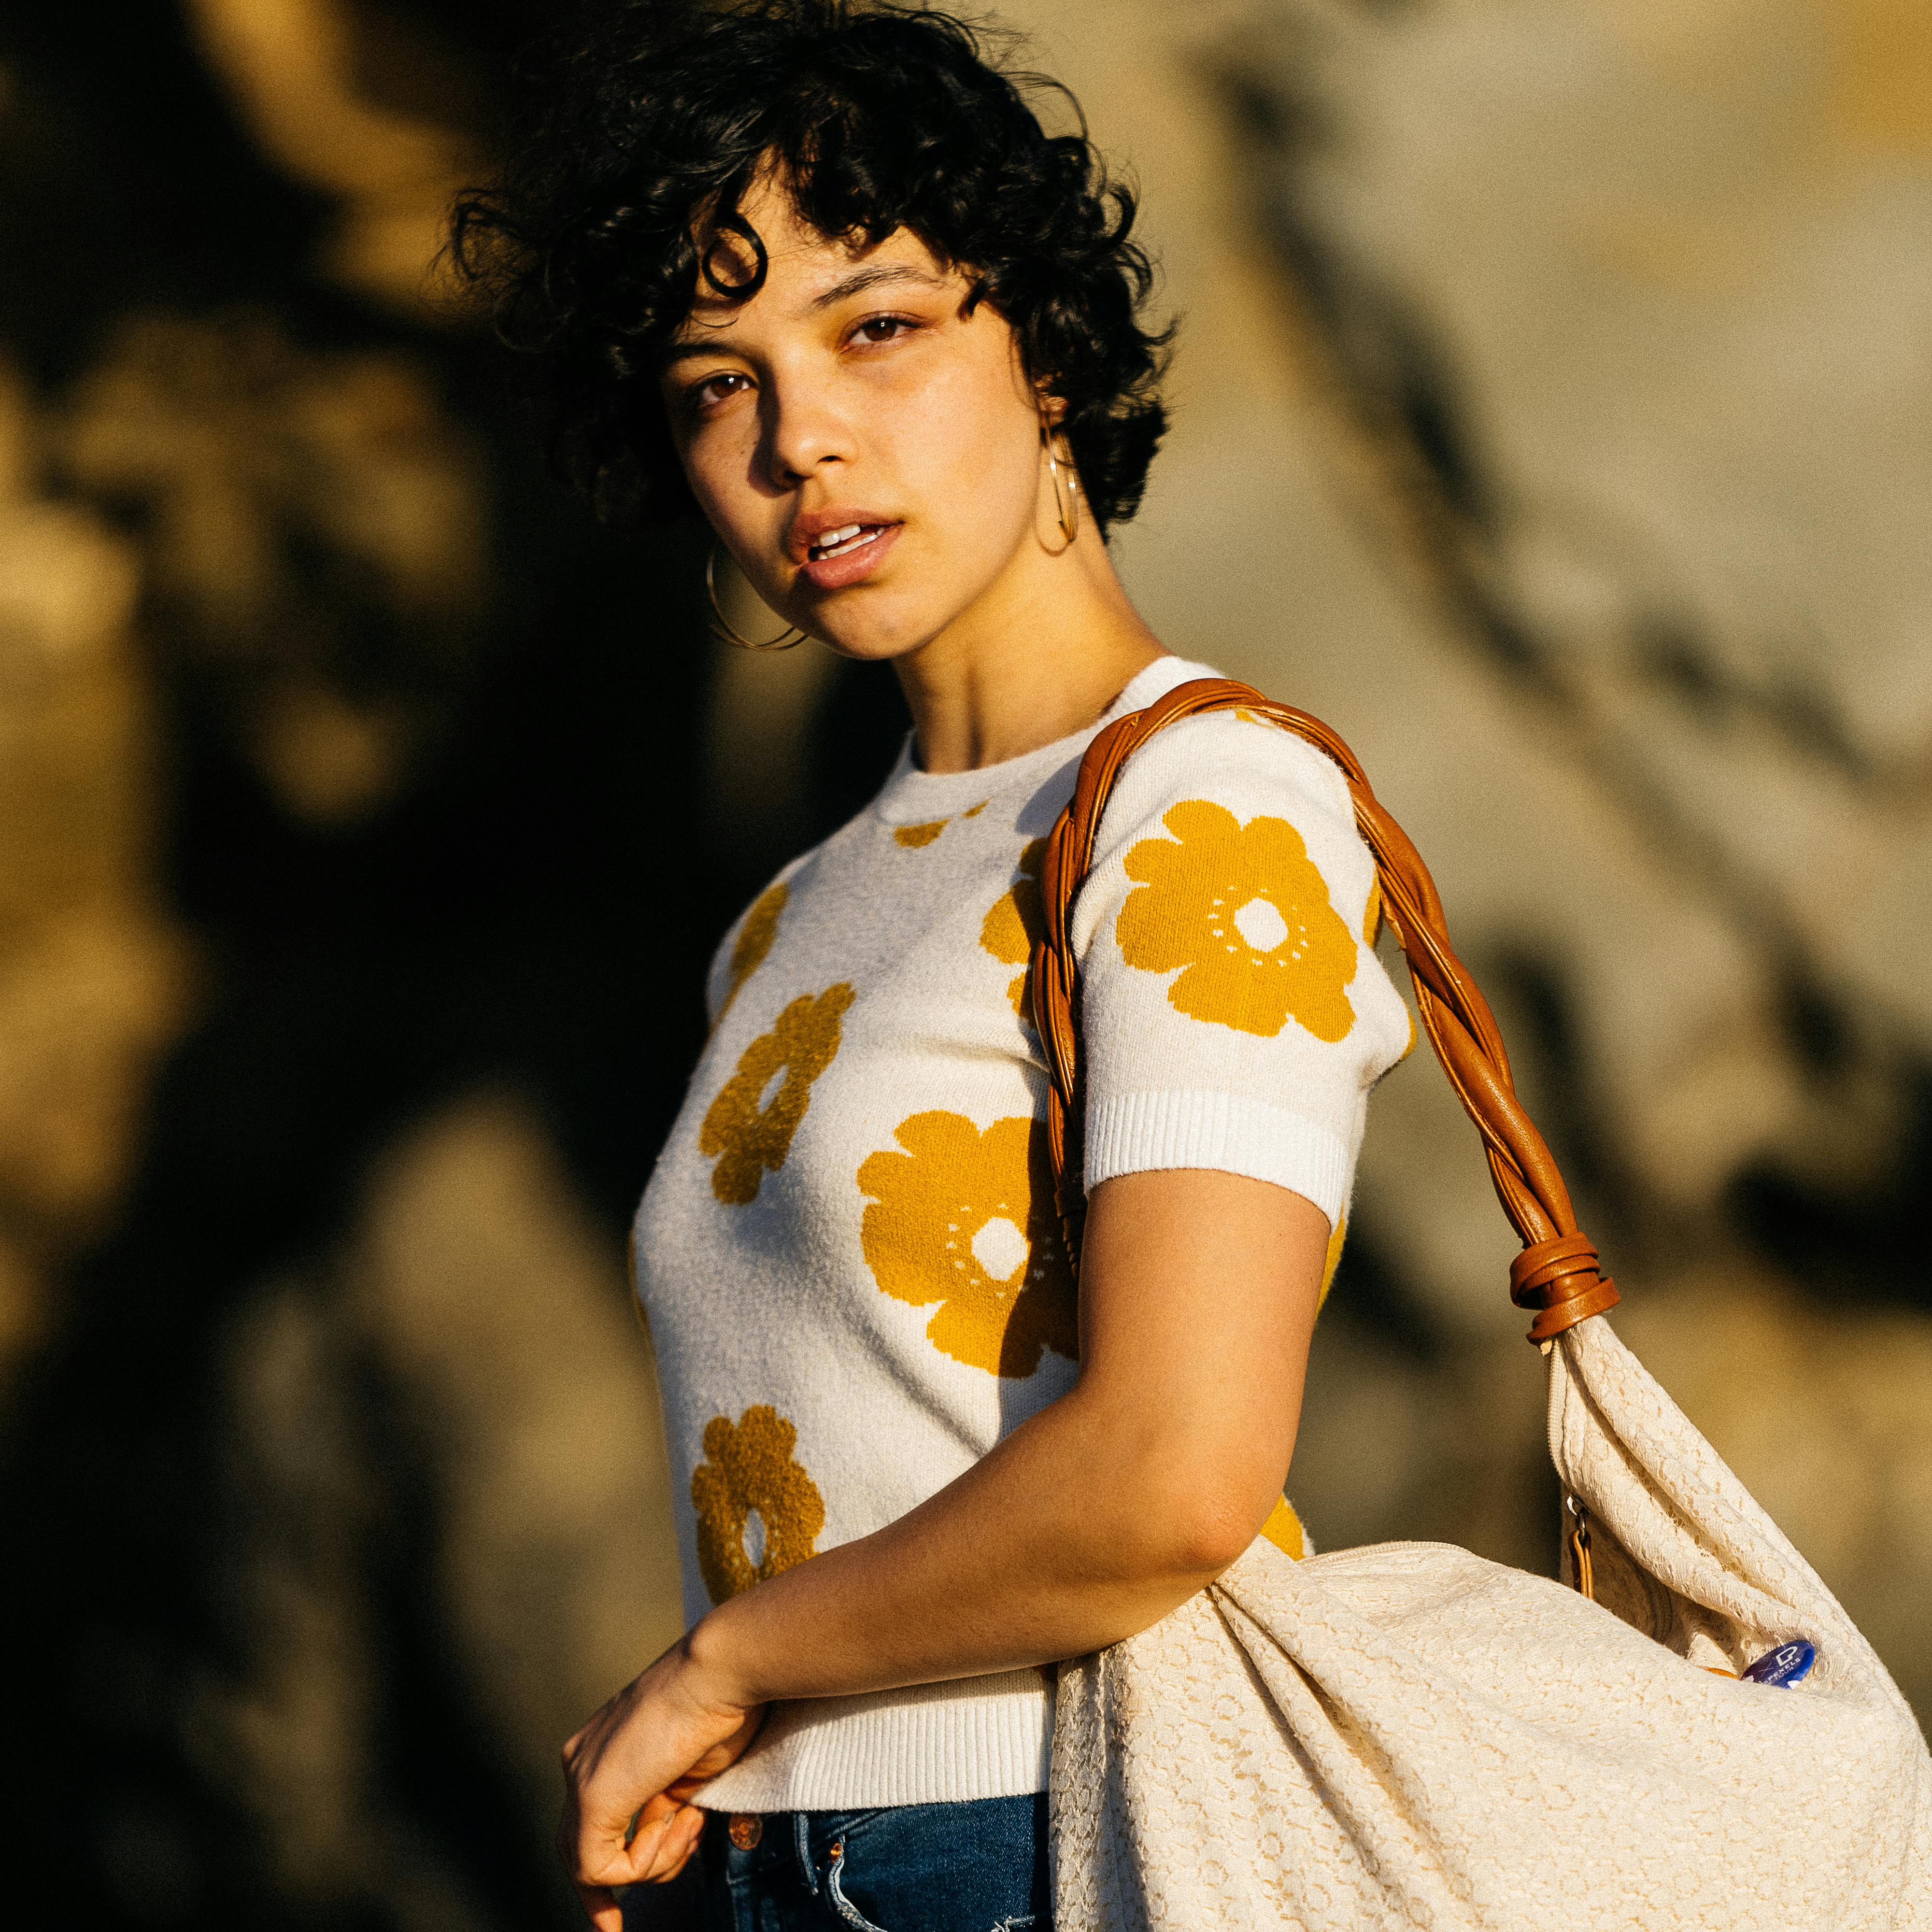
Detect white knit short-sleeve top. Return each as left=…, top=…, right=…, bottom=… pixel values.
left=630, top=654, right=1411, bottom=1812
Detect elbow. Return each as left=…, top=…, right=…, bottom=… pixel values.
left=1133, top=1452, right=1287, bottom=1583
left=1065, top=1383, right=1296, bottom=1587
left=1168, top=1492, right=1276, bottom=1579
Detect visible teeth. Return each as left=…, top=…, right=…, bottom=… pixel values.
left=812, top=524, right=883, bottom=560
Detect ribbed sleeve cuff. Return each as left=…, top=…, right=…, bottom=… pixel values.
left=1084, top=1088, right=1354, bottom=1228
left=695, top=1672, right=1052, bottom=1812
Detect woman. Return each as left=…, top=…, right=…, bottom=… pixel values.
left=454, top=4, right=1410, bottom=1927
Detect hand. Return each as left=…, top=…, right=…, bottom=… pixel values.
left=558, top=1637, right=766, bottom=1931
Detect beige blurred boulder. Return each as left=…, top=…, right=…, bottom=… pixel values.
left=190, top=1096, right=683, bottom=1919
left=1278, top=0, right=1932, bottom=761
left=183, top=0, right=480, bottom=318
left=1253, top=0, right=1932, bottom=1061
left=61, top=310, right=489, bottom=827
left=1293, top=1310, right=1557, bottom=1578
left=188, top=1279, right=492, bottom=1930
left=351, top=1092, right=685, bottom=1810
left=0, top=911, right=189, bottom=1229
left=0, top=357, right=190, bottom=1285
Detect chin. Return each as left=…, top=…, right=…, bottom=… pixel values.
left=805, top=599, right=944, bottom=665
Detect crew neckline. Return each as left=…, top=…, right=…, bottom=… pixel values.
left=871, top=654, right=1220, bottom=824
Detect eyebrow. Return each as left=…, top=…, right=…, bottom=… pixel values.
left=809, top=262, right=948, bottom=310
left=657, top=263, right=950, bottom=368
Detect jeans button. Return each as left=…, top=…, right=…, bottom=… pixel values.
left=728, top=1812, right=762, bottom=1850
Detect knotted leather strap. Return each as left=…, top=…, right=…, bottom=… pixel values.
left=1030, top=678, right=1619, bottom=1347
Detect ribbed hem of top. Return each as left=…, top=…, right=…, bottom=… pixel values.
left=1085, top=1088, right=1354, bottom=1228
left=695, top=1672, right=1052, bottom=1812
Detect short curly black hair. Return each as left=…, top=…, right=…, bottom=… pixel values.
left=449, top=0, right=1170, bottom=534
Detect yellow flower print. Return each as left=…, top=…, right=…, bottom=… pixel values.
left=690, top=1405, right=826, bottom=1605
left=1257, top=1214, right=1349, bottom=1564
left=1262, top=1494, right=1307, bottom=1561
left=979, top=838, right=1048, bottom=1018
left=699, top=983, right=854, bottom=1205
left=857, top=1111, right=1076, bottom=1378
left=893, top=800, right=987, bottom=849
left=1117, top=800, right=1358, bottom=1041
left=1320, top=1211, right=1346, bottom=1309
left=715, top=882, right=788, bottom=1028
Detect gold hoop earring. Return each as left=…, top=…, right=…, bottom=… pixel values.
left=1040, top=414, right=1080, bottom=546
left=706, top=542, right=806, bottom=652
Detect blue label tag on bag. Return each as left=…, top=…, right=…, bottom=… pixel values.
left=1741, top=1639, right=1816, bottom=1687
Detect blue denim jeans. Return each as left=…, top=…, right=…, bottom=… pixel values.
left=664, top=1792, right=1051, bottom=1931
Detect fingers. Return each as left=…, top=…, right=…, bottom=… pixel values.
left=567, top=1815, right=706, bottom=1932
left=573, top=1880, right=624, bottom=1932
left=620, top=1798, right=701, bottom=1886
left=562, top=1790, right=695, bottom=1895
left=554, top=1656, right=758, bottom=1905
left=559, top=1768, right=664, bottom=1880
left=637, top=1804, right=706, bottom=1884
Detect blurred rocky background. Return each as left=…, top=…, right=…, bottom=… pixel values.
left=0, top=1, right=1925, bottom=1926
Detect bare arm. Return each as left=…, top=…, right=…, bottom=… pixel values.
left=560, top=1167, right=1329, bottom=1923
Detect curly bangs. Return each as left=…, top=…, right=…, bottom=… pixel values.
left=450, top=0, right=1171, bottom=534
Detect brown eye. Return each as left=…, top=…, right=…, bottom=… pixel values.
left=692, top=370, right=751, bottom=411
left=852, top=315, right=913, bottom=345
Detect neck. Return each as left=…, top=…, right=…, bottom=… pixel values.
left=894, top=528, right=1165, bottom=775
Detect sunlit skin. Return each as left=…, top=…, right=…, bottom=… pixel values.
left=661, top=174, right=1164, bottom=771
left=555, top=175, right=1331, bottom=1930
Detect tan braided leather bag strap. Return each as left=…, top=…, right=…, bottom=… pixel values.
left=1030, top=677, right=1620, bottom=1348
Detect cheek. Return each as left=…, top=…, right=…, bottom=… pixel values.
left=675, top=417, right=759, bottom=536
left=882, top=355, right=1039, bottom=547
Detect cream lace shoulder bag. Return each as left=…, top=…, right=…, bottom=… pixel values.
left=1030, top=679, right=1932, bottom=1931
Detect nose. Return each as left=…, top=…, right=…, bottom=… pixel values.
left=759, top=372, right=852, bottom=489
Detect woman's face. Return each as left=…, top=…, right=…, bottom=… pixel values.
left=658, top=177, right=1057, bottom=663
